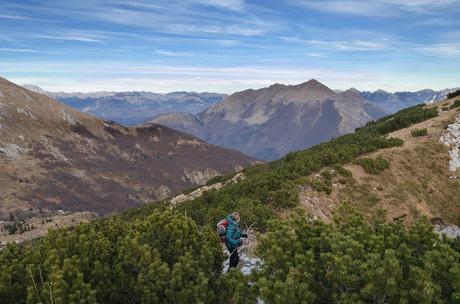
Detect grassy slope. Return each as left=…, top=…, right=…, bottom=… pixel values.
left=298, top=98, right=460, bottom=225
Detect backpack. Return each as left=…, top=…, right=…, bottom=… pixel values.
left=216, top=218, right=228, bottom=242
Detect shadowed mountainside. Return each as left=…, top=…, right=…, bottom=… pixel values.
left=151, top=80, right=387, bottom=161
left=0, top=77, right=255, bottom=220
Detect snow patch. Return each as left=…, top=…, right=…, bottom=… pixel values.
left=0, top=89, right=4, bottom=98
left=0, top=144, right=25, bottom=159
left=222, top=250, right=262, bottom=275
left=439, top=115, right=460, bottom=172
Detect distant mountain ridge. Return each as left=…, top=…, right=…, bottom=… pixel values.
left=22, top=85, right=227, bottom=126
left=360, top=88, right=459, bottom=113
left=150, top=79, right=387, bottom=161
left=1, top=77, right=254, bottom=220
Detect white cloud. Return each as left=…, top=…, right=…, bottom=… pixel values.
left=4, top=59, right=458, bottom=93
left=0, top=14, right=35, bottom=20
left=290, top=0, right=459, bottom=16
left=420, top=43, right=460, bottom=56
left=282, top=36, right=389, bottom=51
left=307, top=52, right=322, bottom=57
left=36, top=33, right=105, bottom=43
left=155, top=50, right=194, bottom=57
left=0, top=48, right=38, bottom=53
left=168, top=24, right=265, bottom=36
left=190, top=0, right=245, bottom=11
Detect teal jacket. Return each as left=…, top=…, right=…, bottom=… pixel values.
left=225, top=215, right=244, bottom=250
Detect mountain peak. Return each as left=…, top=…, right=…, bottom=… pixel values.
left=290, top=79, right=336, bottom=98
left=22, top=84, right=46, bottom=94
left=345, top=87, right=361, bottom=94
left=374, top=89, right=388, bottom=94
left=268, top=83, right=286, bottom=90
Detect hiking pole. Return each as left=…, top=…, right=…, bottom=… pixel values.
left=247, top=222, right=256, bottom=232
left=229, top=246, right=239, bottom=257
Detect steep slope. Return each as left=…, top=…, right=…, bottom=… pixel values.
left=150, top=80, right=386, bottom=161
left=22, top=85, right=226, bottom=126
left=298, top=96, right=460, bottom=225
left=361, top=88, right=459, bottom=113
left=0, top=77, right=255, bottom=220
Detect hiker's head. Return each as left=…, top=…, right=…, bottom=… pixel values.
left=230, top=211, right=240, bottom=222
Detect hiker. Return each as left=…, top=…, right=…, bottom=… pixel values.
left=225, top=212, right=247, bottom=270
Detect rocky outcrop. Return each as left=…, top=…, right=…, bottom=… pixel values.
left=0, top=144, right=25, bottom=159
left=439, top=114, right=460, bottom=172
left=434, top=223, right=460, bottom=239
left=170, top=172, right=245, bottom=207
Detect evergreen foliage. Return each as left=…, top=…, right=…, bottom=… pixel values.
left=252, top=207, right=460, bottom=303
left=0, top=104, right=447, bottom=303
left=447, top=90, right=460, bottom=99
left=411, top=128, right=428, bottom=137
left=0, top=210, right=225, bottom=304
left=354, top=156, right=390, bottom=174
left=450, top=100, right=460, bottom=109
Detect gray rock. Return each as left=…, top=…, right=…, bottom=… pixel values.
left=434, top=224, right=460, bottom=239
left=0, top=144, right=24, bottom=159
left=439, top=115, right=460, bottom=172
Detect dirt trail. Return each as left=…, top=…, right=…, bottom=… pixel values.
left=170, top=172, right=245, bottom=207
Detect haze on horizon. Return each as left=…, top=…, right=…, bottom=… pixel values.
left=0, top=0, right=459, bottom=93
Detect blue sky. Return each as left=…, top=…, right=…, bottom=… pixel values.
left=0, top=0, right=459, bottom=93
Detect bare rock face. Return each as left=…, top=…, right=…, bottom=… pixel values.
left=0, top=77, right=255, bottom=219
left=0, top=144, right=25, bottom=159
left=440, top=114, right=460, bottom=172
left=150, top=80, right=386, bottom=161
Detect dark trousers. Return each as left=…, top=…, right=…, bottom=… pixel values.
left=228, top=247, right=239, bottom=269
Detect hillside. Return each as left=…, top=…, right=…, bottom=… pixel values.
left=22, top=85, right=226, bottom=126
left=151, top=79, right=387, bottom=161
left=2, top=92, right=460, bottom=303
left=298, top=97, right=460, bottom=225
left=0, top=77, right=255, bottom=222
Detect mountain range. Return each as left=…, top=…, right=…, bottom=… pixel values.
left=150, top=80, right=387, bottom=161
left=22, top=85, right=226, bottom=126
left=360, top=88, right=459, bottom=113
left=1, top=77, right=255, bottom=221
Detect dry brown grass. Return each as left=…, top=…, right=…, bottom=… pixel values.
left=0, top=211, right=97, bottom=246
left=298, top=103, right=460, bottom=225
